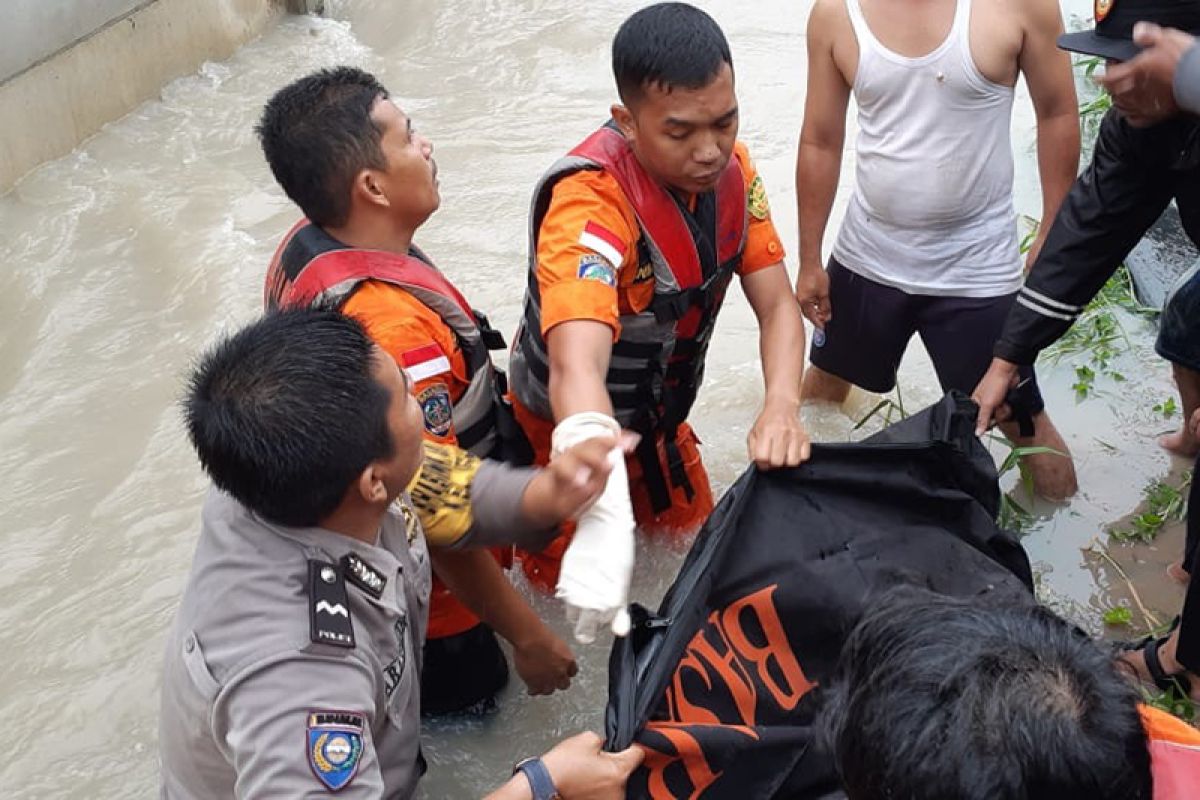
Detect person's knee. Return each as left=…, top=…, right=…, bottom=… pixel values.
left=803, top=365, right=852, bottom=403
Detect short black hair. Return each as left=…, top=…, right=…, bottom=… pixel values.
left=184, top=309, right=393, bottom=527
left=821, top=587, right=1152, bottom=800
left=612, top=3, right=733, bottom=105
left=256, top=67, right=389, bottom=227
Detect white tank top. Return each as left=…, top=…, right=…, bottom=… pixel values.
left=832, top=0, right=1022, bottom=297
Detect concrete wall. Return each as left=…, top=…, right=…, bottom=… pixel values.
left=0, top=0, right=295, bottom=194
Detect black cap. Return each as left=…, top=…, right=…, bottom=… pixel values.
left=1058, top=0, right=1200, bottom=61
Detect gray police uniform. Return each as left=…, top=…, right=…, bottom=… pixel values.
left=159, top=453, right=542, bottom=798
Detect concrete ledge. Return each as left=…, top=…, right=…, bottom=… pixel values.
left=0, top=0, right=290, bottom=194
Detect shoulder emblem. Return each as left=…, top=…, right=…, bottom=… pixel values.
left=308, top=561, right=355, bottom=649
left=307, top=710, right=365, bottom=791
left=401, top=344, right=451, bottom=383
left=417, top=382, right=454, bottom=437
left=577, top=253, right=617, bottom=287
left=747, top=175, right=770, bottom=221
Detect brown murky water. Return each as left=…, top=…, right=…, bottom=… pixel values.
left=0, top=0, right=1192, bottom=796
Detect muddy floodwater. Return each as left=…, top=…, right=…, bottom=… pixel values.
left=0, top=0, right=1192, bottom=796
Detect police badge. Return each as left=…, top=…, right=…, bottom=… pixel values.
left=307, top=711, right=365, bottom=791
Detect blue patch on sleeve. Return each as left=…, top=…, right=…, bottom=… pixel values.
left=307, top=711, right=366, bottom=791
left=577, top=254, right=617, bottom=287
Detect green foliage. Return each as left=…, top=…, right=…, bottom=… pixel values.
left=1042, top=267, right=1155, bottom=403
left=1110, top=475, right=1190, bottom=544
left=1142, top=684, right=1197, bottom=723
left=1153, top=397, right=1179, bottom=419
left=990, top=440, right=1065, bottom=534
left=1103, top=606, right=1133, bottom=626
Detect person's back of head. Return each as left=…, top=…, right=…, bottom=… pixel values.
left=821, top=587, right=1152, bottom=800
left=256, top=67, right=389, bottom=227
left=183, top=308, right=393, bottom=527
left=611, top=2, right=732, bottom=105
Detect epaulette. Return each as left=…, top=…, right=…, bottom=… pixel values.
left=308, top=560, right=355, bottom=648
left=341, top=552, right=386, bottom=599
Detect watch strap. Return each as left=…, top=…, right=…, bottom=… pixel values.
left=514, top=756, right=560, bottom=800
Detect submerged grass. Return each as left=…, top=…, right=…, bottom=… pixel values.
left=1109, top=472, right=1191, bottom=545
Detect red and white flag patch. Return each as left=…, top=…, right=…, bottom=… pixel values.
left=400, top=344, right=451, bottom=383
left=578, top=221, right=627, bottom=269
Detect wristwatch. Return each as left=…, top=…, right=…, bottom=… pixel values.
left=513, top=756, right=562, bottom=800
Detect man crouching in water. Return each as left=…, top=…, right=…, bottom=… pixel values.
left=257, top=67, right=575, bottom=714
left=159, top=308, right=643, bottom=798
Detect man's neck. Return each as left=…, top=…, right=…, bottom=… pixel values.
left=324, top=217, right=415, bottom=257
left=319, top=503, right=388, bottom=546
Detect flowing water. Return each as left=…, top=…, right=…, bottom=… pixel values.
left=0, top=0, right=1193, bottom=796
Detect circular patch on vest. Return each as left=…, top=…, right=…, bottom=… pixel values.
left=418, top=383, right=454, bottom=437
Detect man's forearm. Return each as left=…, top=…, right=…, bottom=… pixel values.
left=795, top=140, right=842, bottom=269
left=758, top=293, right=805, bottom=407
left=429, top=549, right=550, bottom=650
left=1034, top=110, right=1081, bottom=232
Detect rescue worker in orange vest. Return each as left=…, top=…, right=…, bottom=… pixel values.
left=508, top=3, right=811, bottom=642
left=256, top=67, right=577, bottom=714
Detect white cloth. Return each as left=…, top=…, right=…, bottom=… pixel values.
left=832, top=0, right=1022, bottom=297
left=552, top=412, right=635, bottom=643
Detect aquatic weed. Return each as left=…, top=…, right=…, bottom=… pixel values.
left=1109, top=474, right=1191, bottom=544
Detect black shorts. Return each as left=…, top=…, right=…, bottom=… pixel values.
left=810, top=258, right=1044, bottom=415
left=420, top=623, right=510, bottom=716
left=1156, top=261, right=1200, bottom=373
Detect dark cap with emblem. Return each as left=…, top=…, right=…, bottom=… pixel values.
left=1059, top=0, right=1200, bottom=61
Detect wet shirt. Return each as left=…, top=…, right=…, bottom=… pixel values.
left=343, top=281, right=466, bottom=446
left=158, top=452, right=541, bottom=799
left=534, top=141, right=785, bottom=339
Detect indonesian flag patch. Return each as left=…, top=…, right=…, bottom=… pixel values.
left=400, top=344, right=451, bottom=383
left=578, top=221, right=627, bottom=269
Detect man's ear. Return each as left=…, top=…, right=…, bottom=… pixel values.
left=356, top=463, right=390, bottom=505
left=611, top=103, right=636, bottom=141
left=354, top=168, right=389, bottom=210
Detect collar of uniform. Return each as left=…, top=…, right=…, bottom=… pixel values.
left=247, top=502, right=410, bottom=597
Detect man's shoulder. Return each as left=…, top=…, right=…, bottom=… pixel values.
left=181, top=492, right=340, bottom=680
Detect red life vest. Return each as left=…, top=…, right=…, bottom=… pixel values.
left=264, top=220, right=513, bottom=457
left=509, top=124, right=749, bottom=512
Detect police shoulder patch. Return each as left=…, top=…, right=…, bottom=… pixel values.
left=307, top=710, right=365, bottom=791
left=747, top=175, right=770, bottom=220
left=417, top=382, right=453, bottom=437
left=577, top=253, right=617, bottom=287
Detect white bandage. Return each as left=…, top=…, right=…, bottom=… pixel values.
left=552, top=412, right=635, bottom=644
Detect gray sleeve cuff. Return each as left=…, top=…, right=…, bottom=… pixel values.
left=1174, top=43, right=1200, bottom=116
left=459, top=461, right=556, bottom=549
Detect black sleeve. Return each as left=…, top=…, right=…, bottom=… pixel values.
left=994, top=110, right=1175, bottom=365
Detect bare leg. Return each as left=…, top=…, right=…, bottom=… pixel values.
left=997, top=410, right=1078, bottom=501
left=802, top=364, right=853, bottom=404
left=1159, top=364, right=1200, bottom=458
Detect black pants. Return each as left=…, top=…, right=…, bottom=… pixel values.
left=420, top=623, right=510, bottom=716
left=1180, top=460, right=1200, bottom=673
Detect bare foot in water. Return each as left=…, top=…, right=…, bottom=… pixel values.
left=1158, top=429, right=1200, bottom=459
left=1168, top=560, right=1191, bottom=584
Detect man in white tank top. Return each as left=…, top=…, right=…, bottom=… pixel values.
left=794, top=0, right=1081, bottom=499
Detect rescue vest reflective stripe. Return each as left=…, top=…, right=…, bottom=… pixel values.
left=509, top=124, right=749, bottom=511
left=264, top=220, right=506, bottom=456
